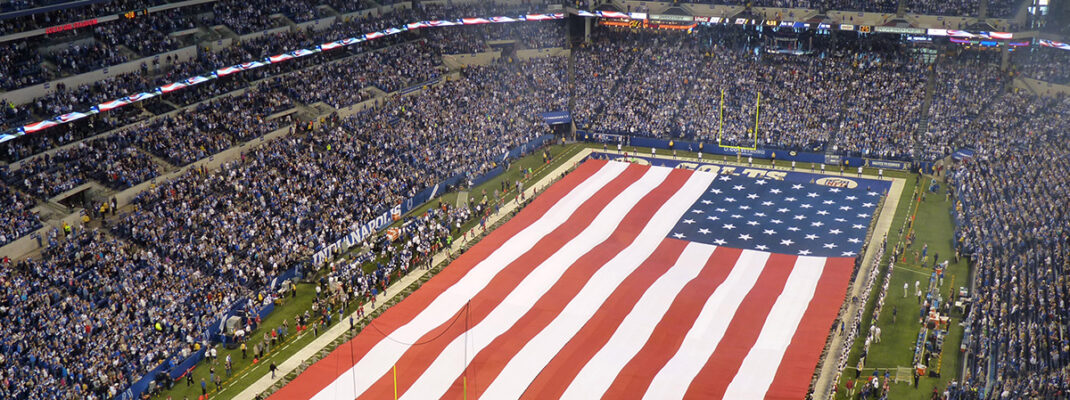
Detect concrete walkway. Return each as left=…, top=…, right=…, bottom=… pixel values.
left=235, top=148, right=596, bottom=400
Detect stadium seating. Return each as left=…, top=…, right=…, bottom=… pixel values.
left=0, top=4, right=1067, bottom=399
left=1013, top=46, right=1070, bottom=85
left=948, top=93, right=1070, bottom=399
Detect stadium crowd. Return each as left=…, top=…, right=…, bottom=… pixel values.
left=923, top=52, right=1005, bottom=160
left=836, top=53, right=927, bottom=161
left=576, top=28, right=926, bottom=158
left=0, top=2, right=561, bottom=163
left=906, top=0, right=979, bottom=17
left=0, top=182, right=39, bottom=246
left=948, top=93, right=1070, bottom=399
left=0, top=227, right=251, bottom=399
left=1013, top=46, right=1070, bottom=85
left=112, top=86, right=293, bottom=166
left=2, top=134, right=159, bottom=198
left=0, top=9, right=1069, bottom=399
left=0, top=58, right=564, bottom=400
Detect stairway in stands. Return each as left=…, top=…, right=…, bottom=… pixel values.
left=913, top=58, right=939, bottom=159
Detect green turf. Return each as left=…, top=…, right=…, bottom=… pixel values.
left=833, top=176, right=969, bottom=399
left=156, top=142, right=583, bottom=400
left=161, top=282, right=321, bottom=400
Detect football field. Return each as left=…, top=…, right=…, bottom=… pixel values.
left=272, top=154, right=904, bottom=400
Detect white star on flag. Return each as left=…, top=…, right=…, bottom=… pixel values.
left=710, top=188, right=722, bottom=194
left=733, top=185, right=745, bottom=191
left=698, top=228, right=711, bottom=234
left=846, top=195, right=857, bottom=200
left=807, top=192, right=819, bottom=198
left=828, top=229, right=842, bottom=234
left=793, top=215, right=806, bottom=220
left=762, top=201, right=774, bottom=206
left=828, top=188, right=841, bottom=193
left=716, top=208, right=728, bottom=213
left=841, top=251, right=857, bottom=257
left=755, top=244, right=769, bottom=250
left=755, top=180, right=767, bottom=185
left=723, top=224, right=736, bottom=230
left=822, top=243, right=837, bottom=249
left=867, top=191, right=879, bottom=196
left=763, top=229, right=777, bottom=235
left=692, top=209, right=705, bottom=214
left=823, top=200, right=835, bottom=204
left=746, top=221, right=760, bottom=226
left=673, top=233, right=686, bottom=239
left=862, top=202, right=875, bottom=207
left=731, top=214, right=743, bottom=219
left=857, top=213, right=869, bottom=218
left=805, top=234, right=819, bottom=240
left=719, top=175, right=732, bottom=181
left=683, top=219, right=695, bottom=224
left=798, top=249, right=812, bottom=255
left=785, top=197, right=797, bottom=202
left=770, top=188, right=782, bottom=194
left=787, top=226, right=800, bottom=231
left=713, top=238, right=727, bottom=245
left=770, top=219, right=783, bottom=224
left=747, top=193, right=759, bottom=199
left=701, top=200, right=713, bottom=205
left=792, top=184, right=803, bottom=189
left=810, top=221, right=824, bottom=227
left=836, top=218, right=847, bottom=222
left=840, top=206, right=852, bottom=211
left=848, top=238, right=861, bottom=243
left=725, top=198, right=737, bottom=203
left=817, top=210, right=829, bottom=215
left=852, top=224, right=865, bottom=229
left=778, top=208, right=790, bottom=213
left=739, top=205, right=751, bottom=210
left=800, top=204, right=813, bottom=209
left=780, top=239, right=794, bottom=246
left=707, top=216, right=720, bottom=221
left=754, top=212, right=766, bottom=217
left=738, top=234, right=753, bottom=241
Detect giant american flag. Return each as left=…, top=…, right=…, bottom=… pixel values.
left=273, top=159, right=880, bottom=400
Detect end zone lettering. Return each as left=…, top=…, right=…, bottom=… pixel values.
left=46, top=19, right=99, bottom=34
left=674, top=162, right=788, bottom=181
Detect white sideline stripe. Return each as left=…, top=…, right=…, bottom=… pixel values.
left=483, top=173, right=716, bottom=400
left=721, top=256, right=826, bottom=399
left=642, top=249, right=773, bottom=400
left=398, top=167, right=680, bottom=400
left=308, top=161, right=629, bottom=400
left=559, top=243, right=718, bottom=400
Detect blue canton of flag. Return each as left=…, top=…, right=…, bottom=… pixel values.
left=669, top=174, right=881, bottom=258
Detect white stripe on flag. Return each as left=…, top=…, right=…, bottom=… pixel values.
left=560, top=243, right=718, bottom=400
left=309, top=161, right=630, bottom=400
left=398, top=166, right=683, bottom=399
left=721, top=256, right=827, bottom=399
left=479, top=172, right=716, bottom=400
left=642, top=250, right=773, bottom=400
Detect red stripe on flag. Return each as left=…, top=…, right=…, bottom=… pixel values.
left=269, top=159, right=609, bottom=400
left=683, top=253, right=798, bottom=399
left=446, top=172, right=692, bottom=398
left=534, top=243, right=743, bottom=399
left=763, top=257, right=854, bottom=400
left=356, top=163, right=653, bottom=399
